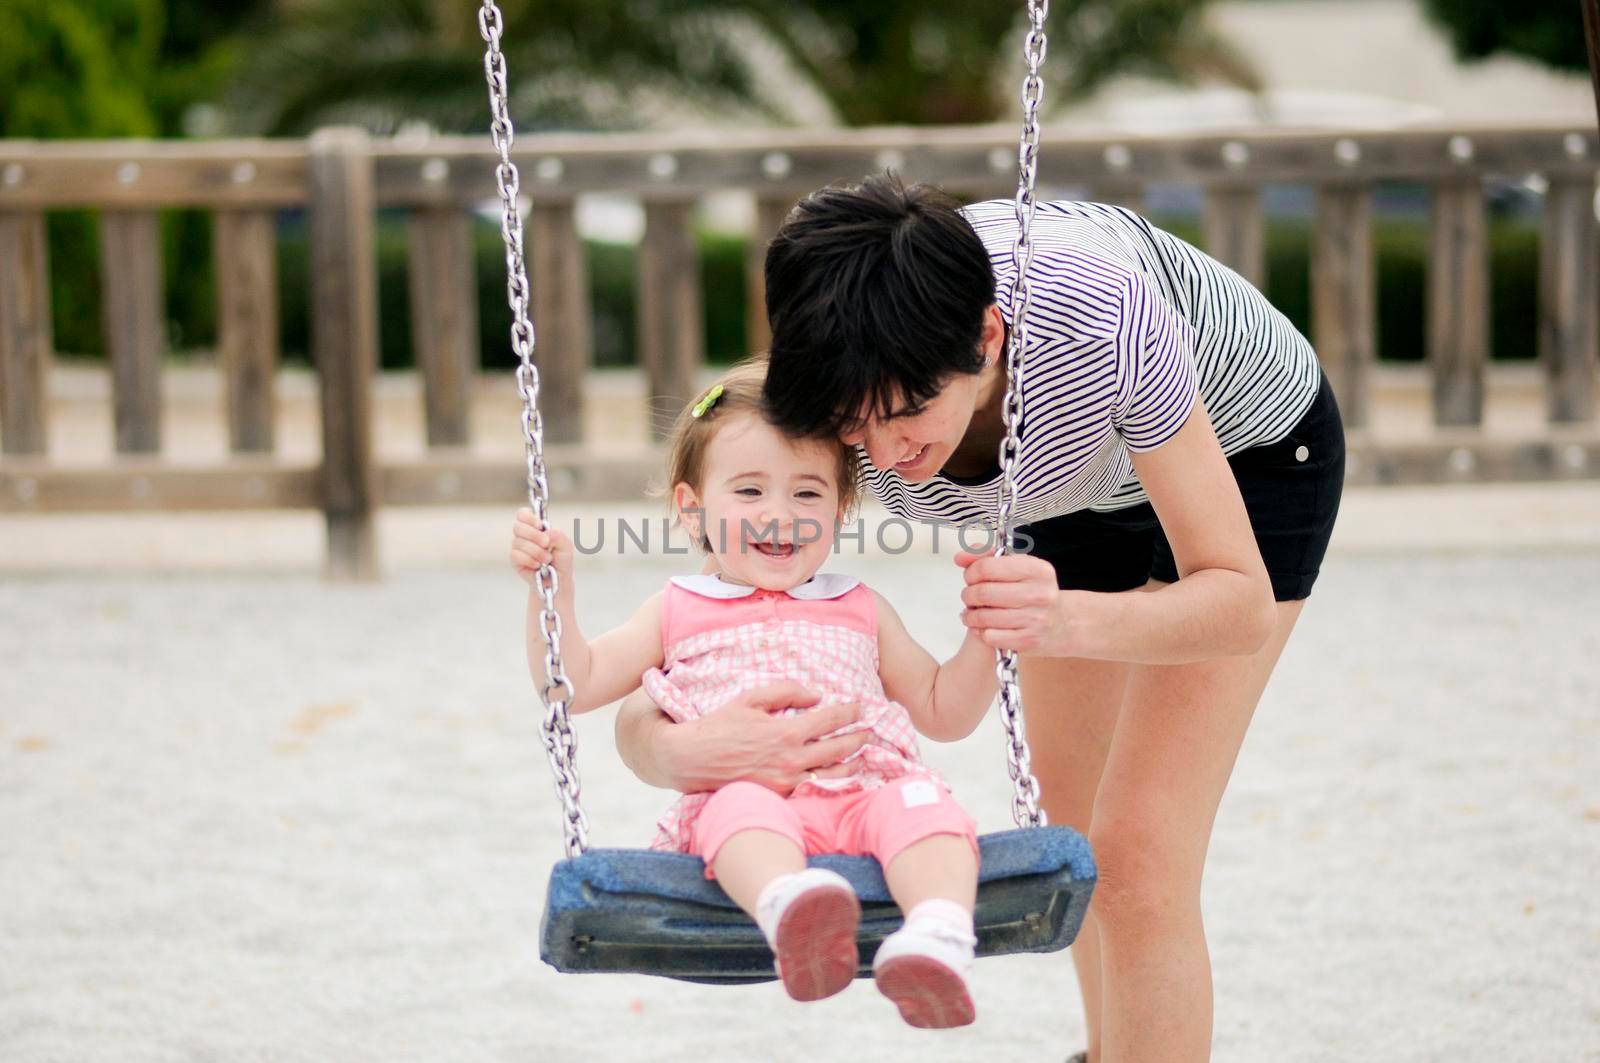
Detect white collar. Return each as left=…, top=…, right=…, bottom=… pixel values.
left=669, top=572, right=861, bottom=601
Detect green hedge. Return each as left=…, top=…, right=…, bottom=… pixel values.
left=46, top=210, right=1543, bottom=368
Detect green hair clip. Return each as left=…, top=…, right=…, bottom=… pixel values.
left=691, top=384, right=724, bottom=419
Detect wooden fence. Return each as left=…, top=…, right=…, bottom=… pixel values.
left=1, top=123, right=1597, bottom=576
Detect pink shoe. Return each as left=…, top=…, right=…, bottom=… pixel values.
left=871, top=919, right=977, bottom=1028
left=758, top=869, right=861, bottom=1002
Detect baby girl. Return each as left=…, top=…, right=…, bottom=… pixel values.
left=510, top=359, right=997, bottom=1027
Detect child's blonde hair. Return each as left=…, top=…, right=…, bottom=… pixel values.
left=666, top=357, right=859, bottom=551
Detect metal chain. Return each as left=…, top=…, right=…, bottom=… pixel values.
left=993, top=0, right=1051, bottom=830
left=479, top=0, right=589, bottom=858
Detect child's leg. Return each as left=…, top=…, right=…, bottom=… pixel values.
left=708, top=825, right=805, bottom=913
left=694, top=781, right=861, bottom=1002
left=882, top=833, right=977, bottom=911
left=848, top=776, right=980, bottom=909
left=845, top=776, right=981, bottom=1029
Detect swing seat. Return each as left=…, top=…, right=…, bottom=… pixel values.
left=540, top=826, right=1095, bottom=984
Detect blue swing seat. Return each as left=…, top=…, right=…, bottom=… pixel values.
left=540, top=826, right=1096, bottom=984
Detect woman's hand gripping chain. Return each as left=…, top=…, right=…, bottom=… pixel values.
left=955, top=549, right=1090, bottom=657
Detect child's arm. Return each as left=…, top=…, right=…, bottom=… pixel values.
left=524, top=589, right=665, bottom=715
left=873, top=591, right=998, bottom=742
left=511, top=508, right=665, bottom=714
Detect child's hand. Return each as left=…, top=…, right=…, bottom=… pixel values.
left=510, top=508, right=575, bottom=587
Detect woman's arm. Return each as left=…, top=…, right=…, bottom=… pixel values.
left=958, top=399, right=1276, bottom=664
left=874, top=592, right=997, bottom=742
left=615, top=683, right=871, bottom=793
left=1097, top=398, right=1276, bottom=658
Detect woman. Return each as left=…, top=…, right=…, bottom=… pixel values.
left=617, top=174, right=1344, bottom=1061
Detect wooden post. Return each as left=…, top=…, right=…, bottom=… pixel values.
left=308, top=128, right=380, bottom=580
left=746, top=194, right=793, bottom=355
left=1539, top=175, right=1598, bottom=424
left=1203, top=184, right=1265, bottom=288
left=527, top=199, right=590, bottom=445
left=638, top=198, right=703, bottom=441
left=1427, top=179, right=1489, bottom=426
left=99, top=210, right=165, bottom=454
left=406, top=207, right=479, bottom=448
left=1311, top=184, right=1376, bottom=428
left=214, top=210, right=280, bottom=453
left=0, top=211, right=52, bottom=455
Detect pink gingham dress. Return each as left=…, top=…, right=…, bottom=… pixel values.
left=644, top=572, right=937, bottom=852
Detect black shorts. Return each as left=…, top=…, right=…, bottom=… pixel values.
left=1019, top=372, right=1345, bottom=602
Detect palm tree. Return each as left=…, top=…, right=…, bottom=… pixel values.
left=227, top=0, right=1259, bottom=134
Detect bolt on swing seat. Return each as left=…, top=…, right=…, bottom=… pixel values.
left=477, top=0, right=1092, bottom=985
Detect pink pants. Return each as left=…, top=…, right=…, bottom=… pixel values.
left=693, top=776, right=979, bottom=879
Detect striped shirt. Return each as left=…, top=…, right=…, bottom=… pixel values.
left=861, top=199, right=1322, bottom=525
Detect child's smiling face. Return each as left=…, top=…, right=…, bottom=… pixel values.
left=673, top=412, right=844, bottom=590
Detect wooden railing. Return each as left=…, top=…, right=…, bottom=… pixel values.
left=1, top=123, right=1597, bottom=576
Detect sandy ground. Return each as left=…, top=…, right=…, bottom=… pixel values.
left=2, top=491, right=1599, bottom=1062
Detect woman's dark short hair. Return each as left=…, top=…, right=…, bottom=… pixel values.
left=762, top=173, right=995, bottom=439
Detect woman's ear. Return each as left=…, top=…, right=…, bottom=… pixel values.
left=982, top=304, right=1006, bottom=365
left=672, top=482, right=704, bottom=543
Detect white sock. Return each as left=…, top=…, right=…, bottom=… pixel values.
left=754, top=872, right=804, bottom=945
left=903, top=899, right=975, bottom=941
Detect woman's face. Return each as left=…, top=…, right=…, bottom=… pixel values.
left=841, top=376, right=984, bottom=482
left=840, top=305, right=1006, bottom=482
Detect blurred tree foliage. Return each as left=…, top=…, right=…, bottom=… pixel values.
left=0, top=0, right=161, bottom=138
left=1421, top=0, right=1589, bottom=72
left=0, top=0, right=268, bottom=139
left=0, top=0, right=270, bottom=359
left=227, top=0, right=1258, bottom=133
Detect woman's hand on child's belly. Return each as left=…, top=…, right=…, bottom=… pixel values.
left=661, top=681, right=870, bottom=794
